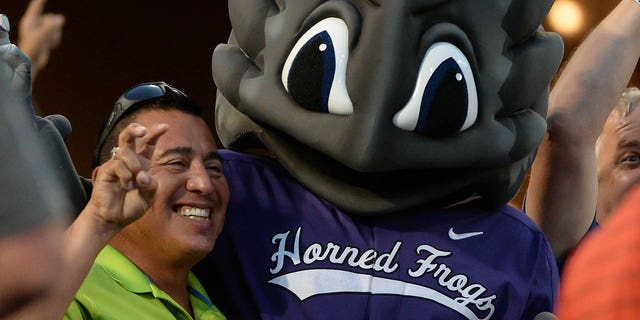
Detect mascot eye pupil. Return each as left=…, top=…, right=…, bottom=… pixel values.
left=417, top=58, right=468, bottom=137
left=286, top=32, right=336, bottom=113
left=393, top=42, right=478, bottom=138
left=282, top=18, right=354, bottom=115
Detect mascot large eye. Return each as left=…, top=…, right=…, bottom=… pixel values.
left=393, top=42, right=477, bottom=138
left=282, top=18, right=353, bottom=115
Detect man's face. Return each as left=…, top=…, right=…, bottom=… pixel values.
left=597, top=104, right=640, bottom=221
left=121, top=109, right=229, bottom=265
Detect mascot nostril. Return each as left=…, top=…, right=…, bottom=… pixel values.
left=196, top=0, right=564, bottom=319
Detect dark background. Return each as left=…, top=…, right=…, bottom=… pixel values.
left=2, top=1, right=639, bottom=178
left=3, top=1, right=231, bottom=177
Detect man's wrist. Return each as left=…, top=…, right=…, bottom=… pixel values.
left=81, top=201, right=125, bottom=241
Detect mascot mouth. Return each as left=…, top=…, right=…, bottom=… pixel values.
left=217, top=89, right=537, bottom=216
left=253, top=126, right=506, bottom=215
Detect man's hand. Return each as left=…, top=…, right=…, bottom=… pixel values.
left=89, top=123, right=169, bottom=232
left=17, top=0, right=64, bottom=80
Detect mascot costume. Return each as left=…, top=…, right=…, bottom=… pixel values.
left=194, top=0, right=564, bottom=319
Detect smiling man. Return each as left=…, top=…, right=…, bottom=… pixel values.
left=64, top=82, right=229, bottom=320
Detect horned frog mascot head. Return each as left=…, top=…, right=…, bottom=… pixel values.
left=213, top=0, right=563, bottom=214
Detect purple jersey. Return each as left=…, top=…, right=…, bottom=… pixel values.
left=195, top=150, right=558, bottom=320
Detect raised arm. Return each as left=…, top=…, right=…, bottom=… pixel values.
left=526, top=0, right=640, bottom=259
left=17, top=0, right=64, bottom=81
left=53, top=123, right=168, bottom=319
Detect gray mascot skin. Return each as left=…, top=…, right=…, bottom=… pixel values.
left=196, top=0, right=565, bottom=319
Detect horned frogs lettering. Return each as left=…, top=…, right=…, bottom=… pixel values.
left=270, top=227, right=400, bottom=274
left=409, top=244, right=496, bottom=317
left=269, top=227, right=496, bottom=320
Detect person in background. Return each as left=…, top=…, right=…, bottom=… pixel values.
left=525, top=0, right=640, bottom=265
left=594, top=87, right=640, bottom=221
left=557, top=179, right=640, bottom=319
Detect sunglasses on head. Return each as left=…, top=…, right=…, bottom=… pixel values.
left=93, top=81, right=187, bottom=167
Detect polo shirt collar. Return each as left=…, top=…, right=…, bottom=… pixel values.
left=95, top=244, right=151, bottom=294
left=94, top=245, right=214, bottom=308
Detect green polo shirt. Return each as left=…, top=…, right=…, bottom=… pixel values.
left=65, top=245, right=226, bottom=320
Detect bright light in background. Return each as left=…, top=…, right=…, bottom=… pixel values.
left=547, top=0, right=584, bottom=36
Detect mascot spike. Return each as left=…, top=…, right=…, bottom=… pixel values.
left=504, top=0, right=556, bottom=44
left=228, top=0, right=278, bottom=60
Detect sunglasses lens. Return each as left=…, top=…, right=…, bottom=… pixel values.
left=124, top=84, right=164, bottom=101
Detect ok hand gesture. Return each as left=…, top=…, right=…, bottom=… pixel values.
left=89, top=122, right=168, bottom=230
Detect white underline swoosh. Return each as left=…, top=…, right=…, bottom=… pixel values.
left=268, top=269, right=482, bottom=320
left=448, top=227, right=484, bottom=240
